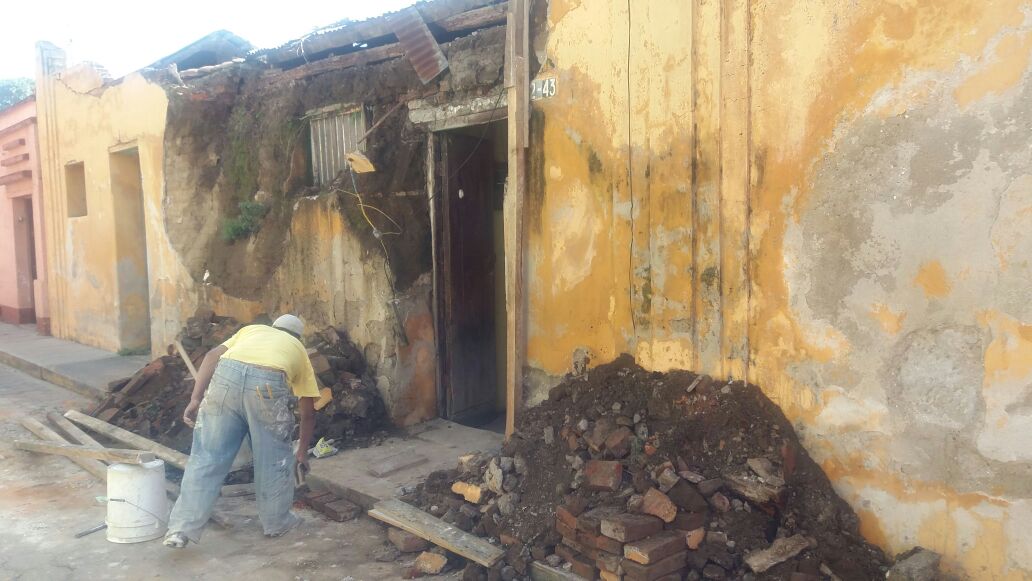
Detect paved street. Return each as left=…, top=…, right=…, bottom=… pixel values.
left=0, top=363, right=415, bottom=581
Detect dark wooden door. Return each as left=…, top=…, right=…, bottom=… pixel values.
left=441, top=132, right=498, bottom=421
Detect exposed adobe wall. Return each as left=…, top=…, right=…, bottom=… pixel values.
left=158, top=26, right=505, bottom=425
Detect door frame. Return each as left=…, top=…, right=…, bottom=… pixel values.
left=426, top=111, right=507, bottom=422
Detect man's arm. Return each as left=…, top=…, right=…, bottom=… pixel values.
left=296, top=397, right=315, bottom=468
left=183, top=345, right=227, bottom=428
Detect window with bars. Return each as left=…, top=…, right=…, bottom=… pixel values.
left=307, top=104, right=368, bottom=186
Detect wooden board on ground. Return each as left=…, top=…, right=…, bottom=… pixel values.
left=47, top=411, right=104, bottom=448
left=20, top=418, right=107, bottom=481
left=64, top=409, right=189, bottom=470
left=13, top=440, right=156, bottom=464
left=529, top=561, right=589, bottom=581
left=174, top=340, right=199, bottom=380
left=368, top=499, right=504, bottom=567
left=367, top=451, right=429, bottom=477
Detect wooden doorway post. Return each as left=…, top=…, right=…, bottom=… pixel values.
left=504, top=0, right=530, bottom=438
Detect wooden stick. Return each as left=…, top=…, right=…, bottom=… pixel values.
left=174, top=340, right=199, bottom=380
left=65, top=410, right=189, bottom=470
left=13, top=440, right=156, bottom=464
left=20, top=418, right=108, bottom=481
left=47, top=411, right=104, bottom=448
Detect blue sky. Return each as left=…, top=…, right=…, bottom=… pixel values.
left=0, top=0, right=417, bottom=79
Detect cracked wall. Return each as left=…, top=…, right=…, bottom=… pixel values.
left=529, top=0, right=1032, bottom=576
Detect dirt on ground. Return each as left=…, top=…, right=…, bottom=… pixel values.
left=407, top=355, right=892, bottom=580
left=93, top=309, right=391, bottom=463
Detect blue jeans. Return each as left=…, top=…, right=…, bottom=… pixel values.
left=167, top=358, right=298, bottom=541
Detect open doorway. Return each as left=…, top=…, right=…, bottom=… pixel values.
left=110, top=147, right=151, bottom=353
left=435, top=120, right=508, bottom=429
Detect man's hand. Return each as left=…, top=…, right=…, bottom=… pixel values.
left=295, top=447, right=310, bottom=471
left=183, top=399, right=201, bottom=428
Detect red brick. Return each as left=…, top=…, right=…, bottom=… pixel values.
left=301, top=489, right=335, bottom=508
left=320, top=498, right=361, bottom=521
left=585, top=460, right=623, bottom=491
left=557, top=505, right=580, bottom=529
left=556, top=543, right=599, bottom=579
left=577, top=528, right=624, bottom=555
left=667, top=480, right=708, bottom=512
left=597, top=550, right=624, bottom=574
left=577, top=506, right=623, bottom=535
left=556, top=518, right=576, bottom=539
left=604, top=427, right=634, bottom=459
left=622, top=551, right=687, bottom=581
left=601, top=514, right=664, bottom=543
left=642, top=489, right=677, bottom=523
left=667, top=511, right=706, bottom=532
left=623, top=531, right=686, bottom=565
left=388, top=528, right=430, bottom=553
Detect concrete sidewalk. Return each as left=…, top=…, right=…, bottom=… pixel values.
left=0, top=322, right=148, bottom=401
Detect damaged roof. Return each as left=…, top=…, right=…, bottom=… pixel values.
left=253, top=0, right=507, bottom=68
left=147, top=30, right=253, bottom=72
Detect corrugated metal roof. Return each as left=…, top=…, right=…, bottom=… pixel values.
left=389, top=7, right=449, bottom=84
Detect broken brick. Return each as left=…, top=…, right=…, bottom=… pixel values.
left=604, top=427, right=633, bottom=459
left=301, top=489, right=335, bottom=509
left=556, top=543, right=599, bottom=579
left=452, top=481, right=485, bottom=504
left=600, top=569, right=624, bottom=581
left=587, top=417, right=618, bottom=452
left=577, top=527, right=624, bottom=555
left=667, top=480, right=709, bottom=512
left=577, top=506, right=623, bottom=535
left=557, top=505, right=580, bottom=529
left=641, top=488, right=677, bottom=523
left=415, top=551, right=448, bottom=574
left=686, top=527, right=706, bottom=550
left=585, top=460, right=623, bottom=491
left=600, top=513, right=664, bottom=542
left=710, top=492, right=731, bottom=512
left=623, top=531, right=686, bottom=565
left=621, top=551, right=687, bottom=581
left=596, top=551, right=623, bottom=574
left=320, top=498, right=361, bottom=521
left=389, top=528, right=430, bottom=553
left=556, top=518, right=575, bottom=539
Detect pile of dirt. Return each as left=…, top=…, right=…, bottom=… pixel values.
left=91, top=309, right=390, bottom=457
left=404, top=355, right=892, bottom=580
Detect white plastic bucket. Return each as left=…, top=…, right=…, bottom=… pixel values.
left=106, top=459, right=168, bottom=543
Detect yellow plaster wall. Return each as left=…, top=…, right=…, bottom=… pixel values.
left=531, top=0, right=1032, bottom=577
left=34, top=61, right=169, bottom=353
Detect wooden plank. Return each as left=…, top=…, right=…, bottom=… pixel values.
left=438, top=2, right=508, bottom=32
left=174, top=340, right=199, bottom=380
left=20, top=418, right=107, bottom=481
left=276, top=43, right=405, bottom=82
left=529, top=561, right=590, bottom=581
left=65, top=409, right=189, bottom=470
left=368, top=499, right=504, bottom=567
left=265, top=0, right=501, bottom=65
left=47, top=411, right=105, bottom=448
left=504, top=0, right=529, bottom=438
left=13, top=440, right=156, bottom=464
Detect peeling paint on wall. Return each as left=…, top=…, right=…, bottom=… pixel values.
left=529, top=0, right=1032, bottom=576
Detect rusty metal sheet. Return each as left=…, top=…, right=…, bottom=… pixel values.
left=389, top=6, right=449, bottom=84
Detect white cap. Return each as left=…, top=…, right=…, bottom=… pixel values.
left=272, top=314, right=304, bottom=337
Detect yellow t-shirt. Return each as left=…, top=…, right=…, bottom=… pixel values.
left=220, top=325, right=320, bottom=398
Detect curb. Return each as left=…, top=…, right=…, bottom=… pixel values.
left=0, top=350, right=106, bottom=402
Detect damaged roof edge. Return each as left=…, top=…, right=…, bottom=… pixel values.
left=256, top=0, right=506, bottom=67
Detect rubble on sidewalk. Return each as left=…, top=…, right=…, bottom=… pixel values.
left=89, top=308, right=390, bottom=465
left=403, top=355, right=897, bottom=580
